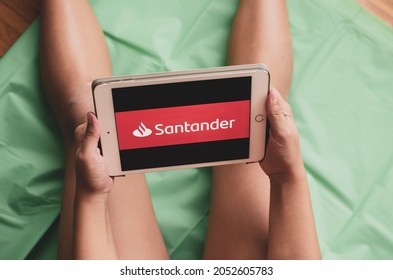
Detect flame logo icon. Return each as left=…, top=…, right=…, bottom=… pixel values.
left=133, top=122, right=152, bottom=137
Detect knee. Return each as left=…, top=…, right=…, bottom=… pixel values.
left=54, top=96, right=94, bottom=143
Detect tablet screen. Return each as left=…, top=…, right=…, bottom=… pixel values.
left=112, top=77, right=251, bottom=171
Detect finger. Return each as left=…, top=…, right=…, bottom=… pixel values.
left=81, top=112, right=101, bottom=154
left=74, top=123, right=87, bottom=148
left=266, top=88, right=289, bottom=128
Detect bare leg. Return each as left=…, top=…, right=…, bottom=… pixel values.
left=203, top=0, right=293, bottom=259
left=204, top=164, right=270, bottom=259
left=40, top=0, right=168, bottom=259
left=227, top=0, right=293, bottom=98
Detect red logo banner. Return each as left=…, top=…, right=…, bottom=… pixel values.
left=115, top=100, right=250, bottom=150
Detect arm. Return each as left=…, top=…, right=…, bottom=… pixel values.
left=73, top=191, right=116, bottom=259
left=268, top=169, right=321, bottom=259
left=261, top=89, right=321, bottom=259
left=72, top=112, right=117, bottom=259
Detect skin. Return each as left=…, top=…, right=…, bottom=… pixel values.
left=40, top=0, right=168, bottom=260
left=261, top=89, right=321, bottom=259
left=204, top=0, right=294, bottom=260
left=72, top=89, right=321, bottom=259
left=40, top=0, right=320, bottom=259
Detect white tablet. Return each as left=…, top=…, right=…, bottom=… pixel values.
left=92, top=64, right=270, bottom=176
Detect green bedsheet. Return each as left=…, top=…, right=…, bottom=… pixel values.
left=1, top=0, right=393, bottom=259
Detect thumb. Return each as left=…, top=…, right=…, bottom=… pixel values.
left=82, top=112, right=100, bottom=154
left=265, top=88, right=290, bottom=132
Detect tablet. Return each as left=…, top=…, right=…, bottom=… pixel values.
left=92, top=64, right=270, bottom=175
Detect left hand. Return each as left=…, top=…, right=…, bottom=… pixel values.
left=74, top=112, right=113, bottom=196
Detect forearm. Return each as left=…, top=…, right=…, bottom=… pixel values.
left=267, top=168, right=321, bottom=260
left=72, top=188, right=117, bottom=259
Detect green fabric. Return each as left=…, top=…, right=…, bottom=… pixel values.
left=1, top=0, right=393, bottom=259
left=289, top=0, right=393, bottom=259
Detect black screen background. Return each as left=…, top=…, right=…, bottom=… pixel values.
left=112, top=76, right=252, bottom=171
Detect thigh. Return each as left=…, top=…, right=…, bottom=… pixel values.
left=204, top=163, right=270, bottom=259
left=108, top=175, right=169, bottom=259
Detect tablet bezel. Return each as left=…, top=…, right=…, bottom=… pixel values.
left=93, top=64, right=269, bottom=176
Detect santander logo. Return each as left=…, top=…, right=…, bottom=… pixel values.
left=132, top=122, right=152, bottom=138
left=116, top=100, right=250, bottom=150
left=132, top=119, right=236, bottom=138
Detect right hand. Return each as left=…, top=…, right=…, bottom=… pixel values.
left=260, top=88, right=304, bottom=179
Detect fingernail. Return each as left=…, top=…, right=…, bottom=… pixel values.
left=87, top=112, right=94, bottom=125
left=270, top=89, right=278, bottom=104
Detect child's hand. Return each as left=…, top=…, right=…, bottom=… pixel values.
left=260, top=88, right=304, bottom=180
left=74, top=112, right=113, bottom=196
